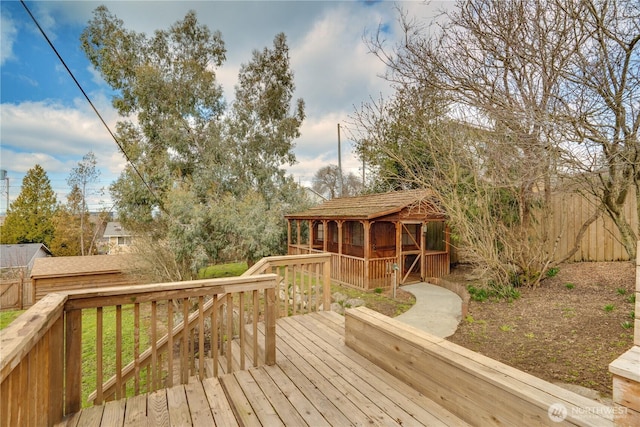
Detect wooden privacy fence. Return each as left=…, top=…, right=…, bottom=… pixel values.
left=547, top=191, right=637, bottom=262
left=0, top=275, right=31, bottom=311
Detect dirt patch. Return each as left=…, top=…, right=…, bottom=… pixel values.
left=331, top=284, right=416, bottom=317
left=446, top=261, right=636, bottom=397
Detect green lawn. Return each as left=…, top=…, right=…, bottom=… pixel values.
left=0, top=310, right=25, bottom=330
left=1, top=306, right=150, bottom=407
left=80, top=305, right=151, bottom=407
left=199, top=261, right=248, bottom=278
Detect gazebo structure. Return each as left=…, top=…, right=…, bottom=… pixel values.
left=285, top=190, right=450, bottom=290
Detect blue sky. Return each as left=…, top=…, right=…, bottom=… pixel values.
left=0, top=0, right=450, bottom=214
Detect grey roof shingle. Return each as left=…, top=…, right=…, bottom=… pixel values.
left=0, top=243, right=51, bottom=269
left=103, top=222, right=131, bottom=237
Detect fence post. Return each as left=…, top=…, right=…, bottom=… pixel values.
left=18, top=270, right=23, bottom=310
left=264, top=286, right=276, bottom=365
left=65, top=309, right=82, bottom=415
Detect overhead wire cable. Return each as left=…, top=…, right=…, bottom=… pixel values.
left=19, top=0, right=163, bottom=209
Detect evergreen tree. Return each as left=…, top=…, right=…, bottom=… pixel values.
left=1, top=165, right=57, bottom=246
left=82, top=8, right=307, bottom=278
left=49, top=185, right=84, bottom=256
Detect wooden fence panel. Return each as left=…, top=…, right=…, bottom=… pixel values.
left=548, top=191, right=637, bottom=262
left=0, top=277, right=31, bottom=311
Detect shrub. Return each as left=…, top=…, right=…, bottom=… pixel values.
left=546, top=267, right=560, bottom=278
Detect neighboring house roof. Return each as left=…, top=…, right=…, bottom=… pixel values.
left=30, top=254, right=136, bottom=279
left=0, top=243, right=52, bottom=269
left=286, top=189, right=443, bottom=220
left=103, top=222, right=131, bottom=238
left=304, top=187, right=328, bottom=204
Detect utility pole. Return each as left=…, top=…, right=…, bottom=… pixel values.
left=337, top=123, right=344, bottom=197
left=0, top=170, right=8, bottom=214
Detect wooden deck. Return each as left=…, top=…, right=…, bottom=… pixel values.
left=58, top=311, right=468, bottom=426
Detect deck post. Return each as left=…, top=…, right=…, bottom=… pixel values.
left=323, top=257, right=331, bottom=310
left=395, top=221, right=402, bottom=285
left=49, top=316, right=65, bottom=423
left=363, top=221, right=370, bottom=290
left=65, top=309, right=82, bottom=415
left=264, top=286, right=276, bottom=365
left=608, top=241, right=640, bottom=426
left=322, top=220, right=328, bottom=252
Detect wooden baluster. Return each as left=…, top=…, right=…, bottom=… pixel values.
left=190, top=328, right=196, bottom=376
left=198, top=296, right=204, bottom=379
left=96, top=307, right=103, bottom=405
left=323, top=257, right=331, bottom=311
left=182, top=298, right=189, bottom=384
left=49, top=316, right=64, bottom=424
left=264, top=287, right=276, bottom=365
left=158, top=353, right=163, bottom=388
left=151, top=300, right=157, bottom=391
left=65, top=309, right=82, bottom=415
left=239, top=292, right=245, bottom=370
left=115, top=305, right=122, bottom=399
left=226, top=293, right=233, bottom=373
left=253, top=290, right=259, bottom=367
left=211, top=297, right=219, bottom=377
left=315, top=262, right=320, bottom=311
left=306, top=263, right=311, bottom=314
left=283, top=266, right=289, bottom=317
left=134, top=302, right=140, bottom=394
left=167, top=300, right=174, bottom=387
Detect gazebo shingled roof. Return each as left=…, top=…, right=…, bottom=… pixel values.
left=286, top=189, right=442, bottom=220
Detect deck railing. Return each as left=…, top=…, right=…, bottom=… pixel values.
left=243, top=253, right=331, bottom=316
left=86, top=253, right=331, bottom=407
left=289, top=244, right=450, bottom=291
left=0, top=253, right=330, bottom=426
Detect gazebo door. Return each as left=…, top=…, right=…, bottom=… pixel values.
left=400, top=222, right=423, bottom=284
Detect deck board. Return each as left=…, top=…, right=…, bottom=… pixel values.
left=147, top=388, right=170, bottom=427
left=61, top=312, right=468, bottom=426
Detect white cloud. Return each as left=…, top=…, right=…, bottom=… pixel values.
left=1, top=12, right=18, bottom=65
left=1, top=99, right=119, bottom=165
left=291, top=3, right=393, bottom=117
left=0, top=0, right=453, bottom=214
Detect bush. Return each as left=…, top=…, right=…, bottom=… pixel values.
left=468, top=282, right=520, bottom=302
left=546, top=267, right=560, bottom=278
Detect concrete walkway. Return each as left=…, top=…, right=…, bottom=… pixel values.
left=394, top=283, right=463, bottom=338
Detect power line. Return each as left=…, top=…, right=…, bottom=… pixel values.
left=19, top=0, right=163, bottom=210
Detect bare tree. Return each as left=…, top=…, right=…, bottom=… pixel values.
left=312, top=165, right=362, bottom=199
left=554, top=0, right=640, bottom=258
left=351, top=0, right=639, bottom=286
left=67, top=152, right=101, bottom=255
